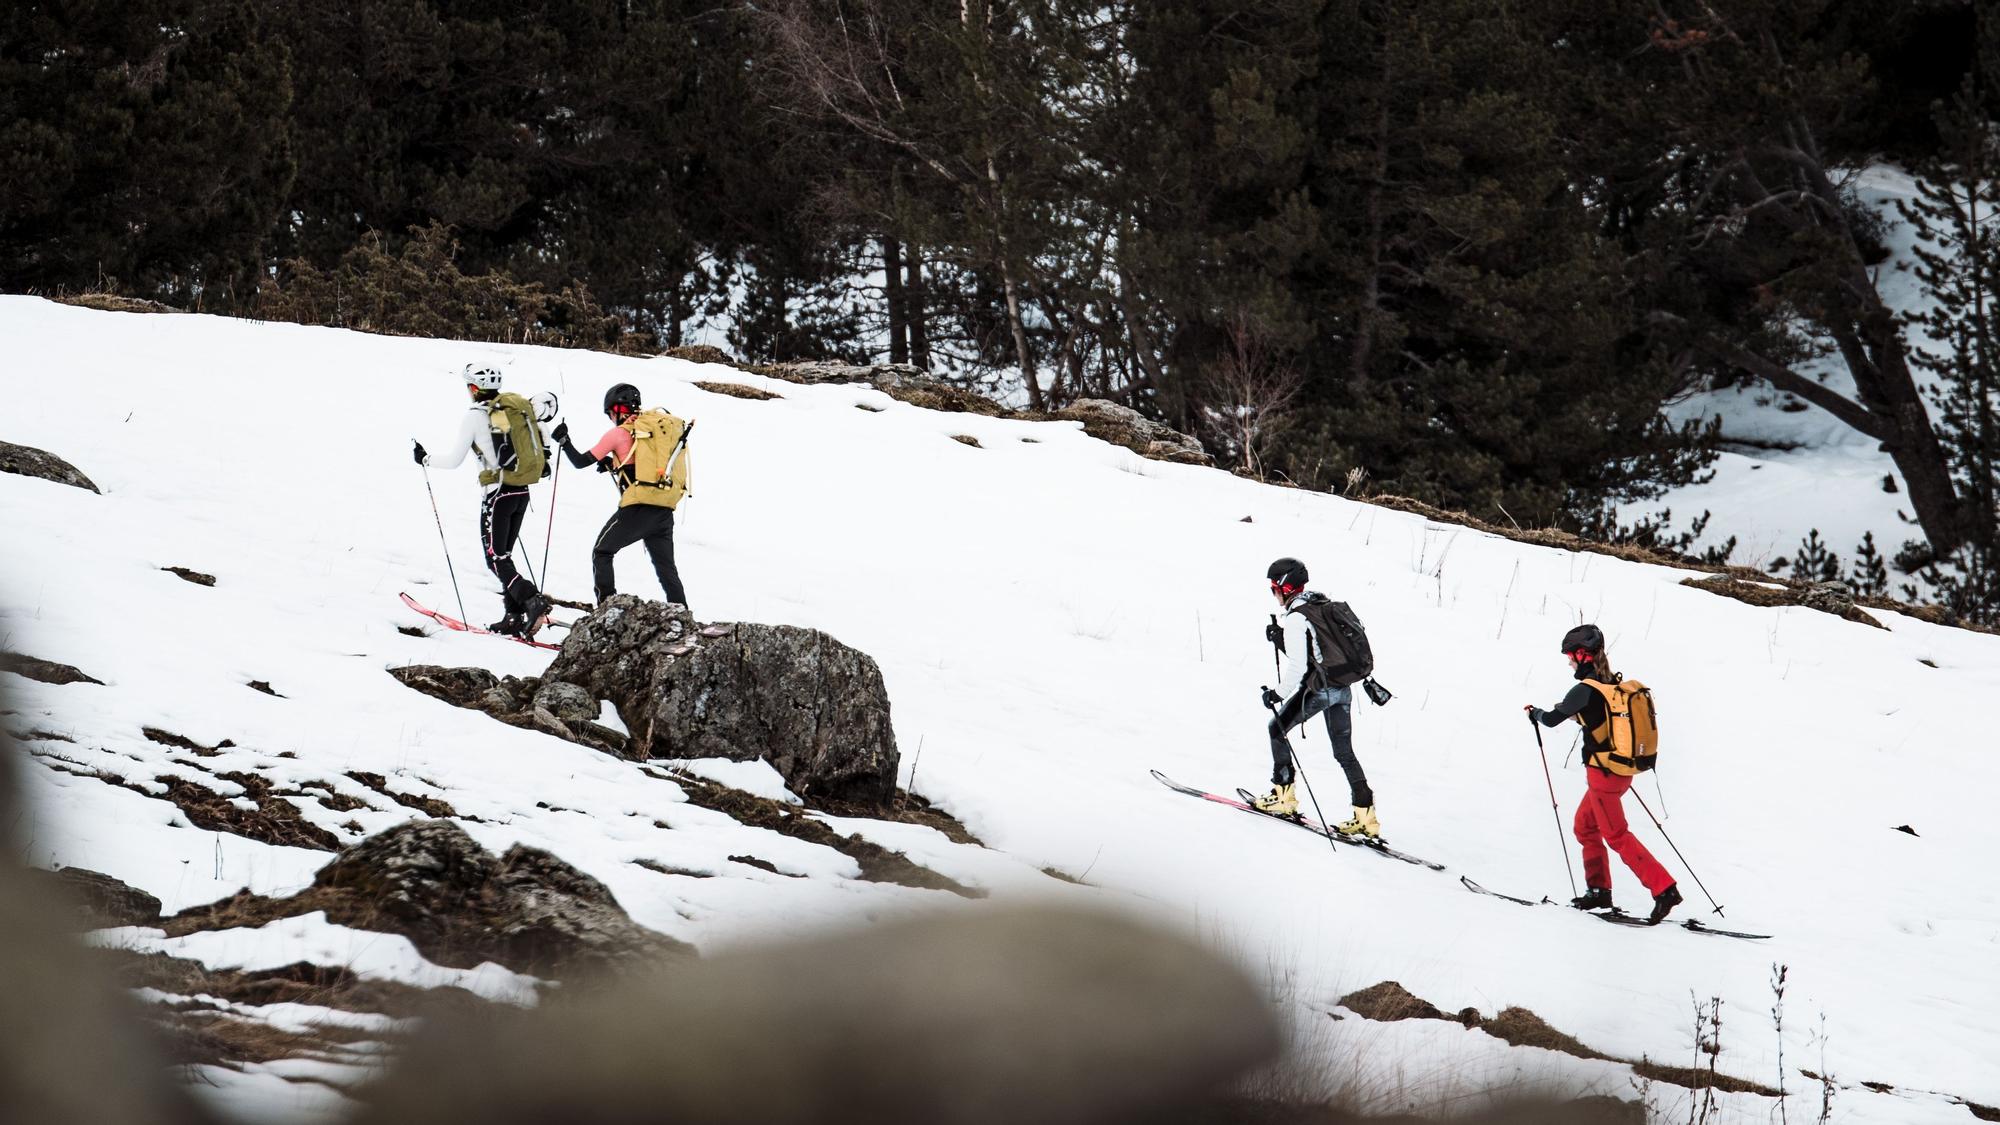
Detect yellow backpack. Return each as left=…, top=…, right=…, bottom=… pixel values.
left=1578, top=676, right=1659, bottom=776
left=617, top=410, right=693, bottom=509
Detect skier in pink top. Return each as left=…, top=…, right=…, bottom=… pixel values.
left=552, top=383, right=689, bottom=608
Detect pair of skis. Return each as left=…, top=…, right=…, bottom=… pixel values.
left=399, top=592, right=562, bottom=651
left=1151, top=770, right=1770, bottom=940
left=1148, top=770, right=1443, bottom=870
left=1458, top=876, right=1770, bottom=939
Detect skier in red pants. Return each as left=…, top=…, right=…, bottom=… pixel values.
left=1525, top=624, right=1682, bottom=924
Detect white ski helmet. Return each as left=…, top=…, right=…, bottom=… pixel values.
left=531, top=391, right=559, bottom=422
left=463, top=363, right=504, bottom=392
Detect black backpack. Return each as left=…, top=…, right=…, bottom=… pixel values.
left=1294, top=594, right=1374, bottom=688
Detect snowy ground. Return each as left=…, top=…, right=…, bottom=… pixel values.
left=4, top=295, right=1998, bottom=1123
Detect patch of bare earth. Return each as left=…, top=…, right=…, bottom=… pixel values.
left=673, top=777, right=981, bottom=898
left=1340, top=980, right=1777, bottom=1097
left=694, top=380, right=782, bottom=401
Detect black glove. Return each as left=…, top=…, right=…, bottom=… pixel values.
left=551, top=421, right=569, bottom=444
left=1260, top=687, right=1283, bottom=709
left=1264, top=620, right=1284, bottom=648
left=411, top=441, right=429, bottom=466
left=595, top=455, right=614, bottom=474
left=1525, top=706, right=1545, bottom=726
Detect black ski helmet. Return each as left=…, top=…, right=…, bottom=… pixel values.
left=1561, top=623, right=1605, bottom=658
left=1267, top=557, right=1309, bottom=591
left=603, top=383, right=642, bottom=417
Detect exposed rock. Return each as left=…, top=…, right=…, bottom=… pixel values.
left=755, top=360, right=1008, bottom=415
left=43, top=867, right=162, bottom=929
left=387, top=665, right=627, bottom=757
left=531, top=681, right=597, bottom=724
left=0, top=439, right=100, bottom=493
left=1050, top=399, right=1212, bottom=465
left=547, top=597, right=900, bottom=806
left=162, top=566, right=215, bottom=587
left=53, top=292, right=183, bottom=315
left=390, top=664, right=501, bottom=709
left=1800, top=580, right=1857, bottom=616
left=951, top=434, right=983, bottom=448
left=171, top=820, right=686, bottom=978
left=0, top=651, right=104, bottom=686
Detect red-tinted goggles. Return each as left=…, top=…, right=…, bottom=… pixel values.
left=1270, top=580, right=1301, bottom=596
left=1566, top=648, right=1597, bottom=661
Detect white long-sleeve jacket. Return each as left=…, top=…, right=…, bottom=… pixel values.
left=431, top=404, right=500, bottom=491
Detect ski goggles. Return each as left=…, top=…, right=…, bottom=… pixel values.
left=1566, top=648, right=1597, bottom=662
left=1270, top=580, right=1301, bottom=596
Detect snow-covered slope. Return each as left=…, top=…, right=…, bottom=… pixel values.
left=4, top=296, right=1997, bottom=1124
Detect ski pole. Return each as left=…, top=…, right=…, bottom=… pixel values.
left=1265, top=695, right=1339, bottom=861
left=541, top=452, right=560, bottom=589
left=1528, top=711, right=1580, bottom=900
left=419, top=463, right=469, bottom=625
left=1631, top=790, right=1723, bottom=917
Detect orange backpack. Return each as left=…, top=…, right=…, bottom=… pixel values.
left=1578, top=677, right=1659, bottom=776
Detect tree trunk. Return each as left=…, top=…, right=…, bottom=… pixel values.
left=884, top=235, right=908, bottom=365
left=907, top=248, right=932, bottom=371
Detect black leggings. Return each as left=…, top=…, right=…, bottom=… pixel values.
left=591, top=504, right=687, bottom=608
left=1267, top=690, right=1374, bottom=807
left=480, top=486, right=540, bottom=612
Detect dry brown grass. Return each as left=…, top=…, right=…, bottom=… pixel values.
left=50, top=291, right=183, bottom=315
left=673, top=775, right=981, bottom=896
left=694, top=380, right=783, bottom=401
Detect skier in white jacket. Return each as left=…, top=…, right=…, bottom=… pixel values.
left=1254, top=556, right=1379, bottom=839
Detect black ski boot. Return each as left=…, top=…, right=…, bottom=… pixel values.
left=1648, top=884, right=1683, bottom=925
left=1569, top=887, right=1613, bottom=912
left=488, top=611, right=525, bottom=637
left=519, top=593, right=553, bottom=639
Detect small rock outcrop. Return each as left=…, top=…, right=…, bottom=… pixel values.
left=545, top=597, right=900, bottom=806
left=172, top=820, right=686, bottom=978
left=44, top=867, right=162, bottom=929
left=388, top=664, right=626, bottom=755
left=1800, top=580, right=1857, bottom=616
left=757, top=360, right=1008, bottom=416
left=1051, top=399, right=1212, bottom=465
left=0, top=651, right=104, bottom=686
left=0, top=439, right=100, bottom=493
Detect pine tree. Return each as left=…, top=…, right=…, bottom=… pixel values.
left=1897, top=22, right=2000, bottom=623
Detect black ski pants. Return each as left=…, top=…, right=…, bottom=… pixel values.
left=480, top=485, right=540, bottom=613
left=591, top=504, right=687, bottom=608
left=1268, top=686, right=1374, bottom=808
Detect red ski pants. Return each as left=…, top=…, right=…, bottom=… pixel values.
left=1574, top=770, right=1673, bottom=896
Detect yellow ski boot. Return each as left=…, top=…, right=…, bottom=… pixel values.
left=1253, top=783, right=1298, bottom=817
left=1333, top=805, right=1380, bottom=839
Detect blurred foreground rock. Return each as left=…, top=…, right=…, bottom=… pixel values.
left=354, top=903, right=1279, bottom=1125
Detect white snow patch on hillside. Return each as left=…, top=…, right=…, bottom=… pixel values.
left=3, top=296, right=1999, bottom=1123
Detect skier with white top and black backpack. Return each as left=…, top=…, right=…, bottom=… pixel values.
left=1254, top=557, right=1384, bottom=839
left=411, top=364, right=555, bottom=638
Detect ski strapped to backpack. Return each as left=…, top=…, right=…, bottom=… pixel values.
left=617, top=411, right=693, bottom=509
left=1292, top=593, right=1375, bottom=688
left=481, top=392, right=550, bottom=488
left=1578, top=676, right=1659, bottom=775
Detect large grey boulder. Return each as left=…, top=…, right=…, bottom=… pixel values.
left=0, top=440, right=100, bottom=493
left=546, top=597, right=900, bottom=806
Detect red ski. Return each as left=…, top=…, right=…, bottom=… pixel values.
left=399, top=592, right=561, bottom=651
